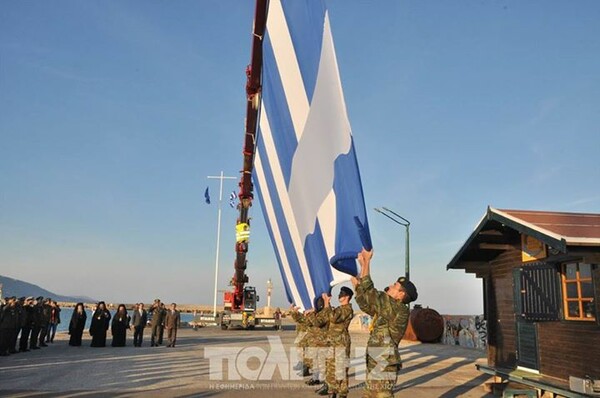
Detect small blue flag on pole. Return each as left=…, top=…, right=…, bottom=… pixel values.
left=229, top=191, right=237, bottom=208
left=204, top=187, right=210, bottom=204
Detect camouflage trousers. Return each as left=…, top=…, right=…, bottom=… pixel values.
left=325, top=344, right=351, bottom=396
left=305, top=345, right=327, bottom=380
left=362, top=348, right=401, bottom=398
left=294, top=331, right=309, bottom=368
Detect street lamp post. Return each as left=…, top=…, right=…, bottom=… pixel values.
left=207, top=171, right=237, bottom=317
left=373, top=207, right=410, bottom=281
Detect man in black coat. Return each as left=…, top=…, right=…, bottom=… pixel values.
left=19, top=297, right=34, bottom=352
left=0, top=297, right=18, bottom=356
left=131, top=303, right=148, bottom=347
left=29, top=297, right=43, bottom=350
left=11, top=297, right=24, bottom=353
left=164, top=303, right=181, bottom=348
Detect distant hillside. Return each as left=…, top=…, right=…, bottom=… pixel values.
left=0, top=275, right=96, bottom=303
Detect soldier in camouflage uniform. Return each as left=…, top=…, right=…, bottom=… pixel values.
left=315, top=287, right=354, bottom=398
left=352, top=248, right=418, bottom=398
left=304, top=297, right=328, bottom=386
left=290, top=304, right=311, bottom=375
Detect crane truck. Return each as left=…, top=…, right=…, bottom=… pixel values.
left=217, top=0, right=273, bottom=331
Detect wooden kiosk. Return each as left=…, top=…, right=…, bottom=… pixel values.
left=447, top=207, right=600, bottom=397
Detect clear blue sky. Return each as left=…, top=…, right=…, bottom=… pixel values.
left=1, top=1, right=599, bottom=314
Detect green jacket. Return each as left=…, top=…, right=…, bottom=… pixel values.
left=325, top=303, right=353, bottom=347
left=291, top=310, right=312, bottom=347
left=307, top=310, right=329, bottom=347
left=291, top=310, right=309, bottom=333
left=356, top=275, right=409, bottom=365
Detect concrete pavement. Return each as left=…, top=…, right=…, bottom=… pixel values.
left=0, top=323, right=493, bottom=397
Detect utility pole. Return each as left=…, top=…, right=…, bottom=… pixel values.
left=207, top=171, right=237, bottom=317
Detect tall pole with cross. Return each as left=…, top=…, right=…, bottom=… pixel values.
left=207, top=171, right=237, bottom=317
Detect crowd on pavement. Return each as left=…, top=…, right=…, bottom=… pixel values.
left=0, top=296, right=61, bottom=356
left=0, top=297, right=181, bottom=355
left=1, top=248, right=418, bottom=398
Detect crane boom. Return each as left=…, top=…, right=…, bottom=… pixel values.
left=231, top=0, right=269, bottom=312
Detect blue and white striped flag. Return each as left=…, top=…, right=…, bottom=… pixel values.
left=253, top=0, right=371, bottom=310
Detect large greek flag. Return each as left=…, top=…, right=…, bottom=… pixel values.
left=254, top=0, right=371, bottom=310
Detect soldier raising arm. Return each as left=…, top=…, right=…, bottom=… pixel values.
left=351, top=248, right=418, bottom=398
left=319, top=288, right=354, bottom=398
left=289, top=305, right=311, bottom=377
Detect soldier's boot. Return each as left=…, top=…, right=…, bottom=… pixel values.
left=301, top=365, right=310, bottom=377
left=316, top=384, right=329, bottom=395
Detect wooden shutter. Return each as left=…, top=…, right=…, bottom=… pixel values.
left=516, top=321, right=539, bottom=369
left=517, top=263, right=560, bottom=321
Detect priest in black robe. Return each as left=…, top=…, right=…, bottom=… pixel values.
left=90, top=301, right=111, bottom=347
left=68, top=303, right=87, bottom=346
left=111, top=304, right=130, bottom=347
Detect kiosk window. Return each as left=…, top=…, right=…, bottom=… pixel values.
left=561, top=262, right=596, bottom=321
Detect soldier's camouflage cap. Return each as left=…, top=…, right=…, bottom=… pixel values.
left=397, top=277, right=418, bottom=302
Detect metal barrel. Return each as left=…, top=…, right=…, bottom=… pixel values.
left=409, top=307, right=444, bottom=343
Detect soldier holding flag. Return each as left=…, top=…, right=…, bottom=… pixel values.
left=352, top=248, right=418, bottom=398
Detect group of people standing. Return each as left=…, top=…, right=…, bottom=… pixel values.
left=0, top=297, right=182, bottom=354
left=291, top=248, right=418, bottom=398
left=0, top=296, right=61, bottom=356
left=68, top=299, right=181, bottom=348
left=130, top=299, right=181, bottom=348
left=291, top=286, right=355, bottom=398
left=3, top=250, right=417, bottom=398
